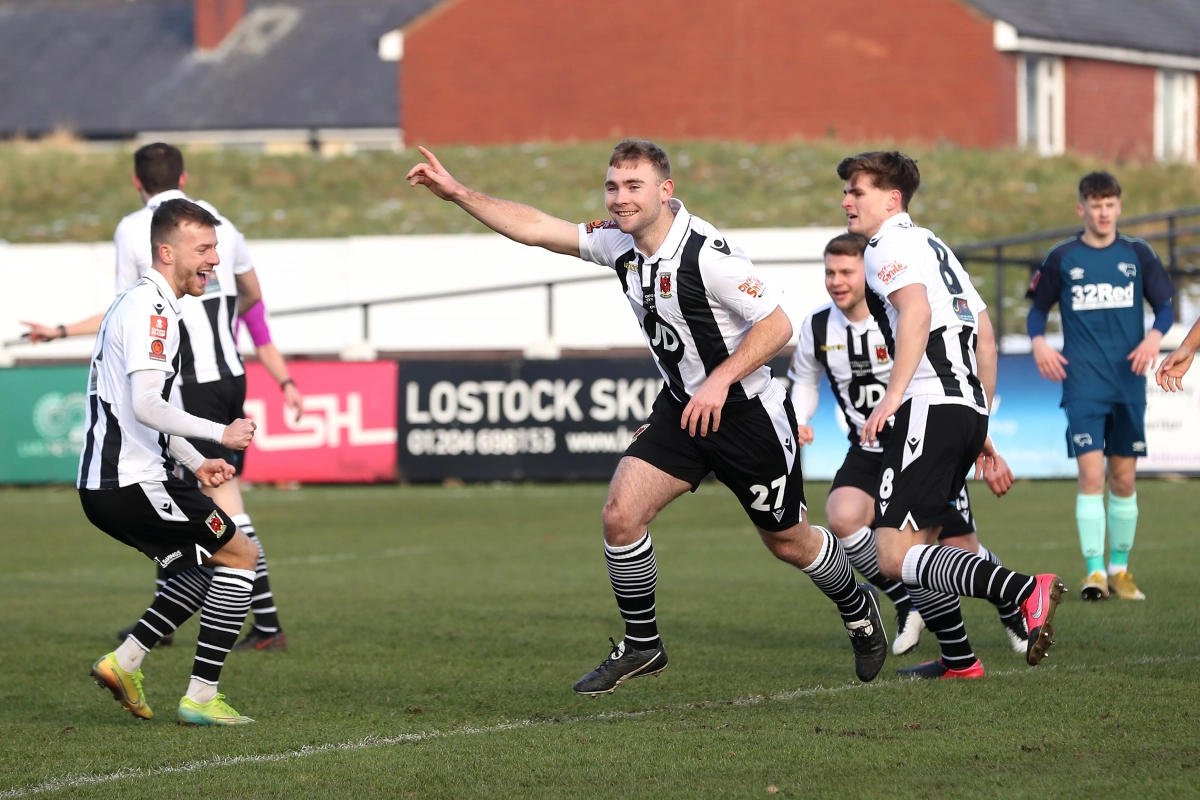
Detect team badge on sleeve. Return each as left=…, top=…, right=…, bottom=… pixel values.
left=877, top=261, right=907, bottom=284
left=205, top=511, right=227, bottom=537
left=585, top=219, right=618, bottom=234
left=149, top=340, right=166, bottom=361
left=953, top=297, right=975, bottom=323
left=738, top=277, right=765, bottom=298
left=659, top=273, right=673, bottom=298
left=149, top=315, right=168, bottom=338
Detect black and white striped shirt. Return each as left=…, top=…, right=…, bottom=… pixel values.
left=864, top=213, right=988, bottom=413
left=789, top=302, right=893, bottom=450
left=114, top=190, right=253, bottom=385
left=78, top=270, right=182, bottom=489
left=578, top=199, right=782, bottom=403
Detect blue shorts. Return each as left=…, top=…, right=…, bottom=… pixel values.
left=1064, top=400, right=1146, bottom=458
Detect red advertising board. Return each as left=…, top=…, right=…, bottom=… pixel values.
left=241, top=361, right=398, bottom=484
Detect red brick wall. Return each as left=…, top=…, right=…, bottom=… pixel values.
left=1064, top=58, right=1155, bottom=161
left=996, top=53, right=1018, bottom=147
left=402, top=0, right=1007, bottom=147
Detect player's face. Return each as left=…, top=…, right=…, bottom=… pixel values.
left=824, top=253, right=866, bottom=312
left=170, top=222, right=220, bottom=297
left=1077, top=194, right=1121, bottom=239
left=842, top=173, right=899, bottom=238
left=605, top=161, right=673, bottom=237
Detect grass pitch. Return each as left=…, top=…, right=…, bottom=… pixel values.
left=1, top=479, right=1198, bottom=798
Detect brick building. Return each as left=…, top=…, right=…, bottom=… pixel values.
left=398, top=0, right=1200, bottom=162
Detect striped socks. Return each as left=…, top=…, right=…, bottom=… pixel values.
left=902, top=544, right=1035, bottom=606
left=605, top=532, right=660, bottom=650
left=190, top=566, right=255, bottom=698
left=803, top=526, right=868, bottom=622
left=231, top=513, right=282, bottom=635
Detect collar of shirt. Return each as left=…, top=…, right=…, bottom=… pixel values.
left=143, top=268, right=182, bottom=314
left=145, top=189, right=189, bottom=210
left=635, top=198, right=690, bottom=262
left=874, top=212, right=914, bottom=237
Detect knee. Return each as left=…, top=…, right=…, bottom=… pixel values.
left=225, top=532, right=259, bottom=572
left=601, top=498, right=644, bottom=545
left=876, top=548, right=904, bottom=582
left=825, top=505, right=865, bottom=539
left=1109, top=475, right=1135, bottom=498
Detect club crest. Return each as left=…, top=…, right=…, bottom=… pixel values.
left=659, top=273, right=673, bottom=298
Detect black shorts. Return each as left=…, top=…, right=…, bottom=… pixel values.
left=625, top=383, right=806, bottom=532
left=833, top=442, right=975, bottom=538
left=79, top=477, right=237, bottom=575
left=180, top=374, right=246, bottom=474
left=874, top=397, right=986, bottom=534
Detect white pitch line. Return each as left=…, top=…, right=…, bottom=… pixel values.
left=4, top=652, right=1197, bottom=798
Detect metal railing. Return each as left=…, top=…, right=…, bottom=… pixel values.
left=954, top=205, right=1200, bottom=348
left=270, top=257, right=820, bottom=343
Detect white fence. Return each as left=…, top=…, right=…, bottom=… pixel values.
left=0, top=227, right=844, bottom=361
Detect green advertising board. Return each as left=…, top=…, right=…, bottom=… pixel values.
left=0, top=365, right=90, bottom=484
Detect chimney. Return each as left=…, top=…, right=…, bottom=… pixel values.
left=195, top=0, right=245, bottom=51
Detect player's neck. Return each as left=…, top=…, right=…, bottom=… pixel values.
left=152, top=264, right=184, bottom=298
left=1080, top=229, right=1117, bottom=249
left=634, top=206, right=678, bottom=257
left=843, top=301, right=870, bottom=323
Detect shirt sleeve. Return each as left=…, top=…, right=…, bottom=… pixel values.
left=1026, top=249, right=1063, bottom=312
left=863, top=233, right=928, bottom=299
left=122, top=295, right=179, bottom=375
left=577, top=220, right=631, bottom=269
left=228, top=228, right=255, bottom=276
left=699, top=247, right=780, bottom=324
left=113, top=220, right=144, bottom=294
left=1135, top=241, right=1175, bottom=311
left=787, top=314, right=822, bottom=389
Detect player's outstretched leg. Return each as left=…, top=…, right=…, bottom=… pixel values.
left=895, top=588, right=984, bottom=680
left=900, top=544, right=1064, bottom=666
left=978, top=546, right=1028, bottom=653
left=778, top=525, right=886, bottom=682
left=840, top=526, right=923, bottom=655
left=231, top=514, right=288, bottom=652
left=91, top=566, right=213, bottom=720
left=115, top=565, right=178, bottom=647
left=178, top=565, right=257, bottom=725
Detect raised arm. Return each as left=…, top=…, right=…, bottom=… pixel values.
left=407, top=147, right=580, bottom=257
left=234, top=268, right=264, bottom=317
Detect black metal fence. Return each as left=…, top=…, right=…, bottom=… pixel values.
left=954, top=205, right=1200, bottom=349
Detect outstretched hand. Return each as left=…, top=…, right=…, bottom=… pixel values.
left=19, top=321, right=58, bottom=344
left=406, top=147, right=463, bottom=201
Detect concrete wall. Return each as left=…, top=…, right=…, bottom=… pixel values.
left=0, top=227, right=842, bottom=362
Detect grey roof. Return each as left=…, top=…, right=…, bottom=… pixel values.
left=0, top=0, right=440, bottom=137
left=964, top=0, right=1200, bottom=59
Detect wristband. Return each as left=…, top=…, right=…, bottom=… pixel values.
left=57, top=325, right=67, bottom=339
left=280, top=379, right=295, bottom=390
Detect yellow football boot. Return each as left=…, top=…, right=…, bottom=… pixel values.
left=90, top=653, right=152, bottom=720
left=1080, top=570, right=1110, bottom=601
left=177, top=694, right=254, bottom=726
left=1108, top=570, right=1145, bottom=600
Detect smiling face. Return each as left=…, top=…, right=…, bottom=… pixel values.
left=842, top=172, right=902, bottom=239
left=825, top=252, right=867, bottom=316
left=157, top=221, right=219, bottom=298
left=1078, top=194, right=1122, bottom=241
left=604, top=160, right=673, bottom=242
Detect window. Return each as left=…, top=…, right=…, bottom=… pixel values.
left=1155, top=70, right=1197, bottom=163
left=1017, top=56, right=1065, bottom=156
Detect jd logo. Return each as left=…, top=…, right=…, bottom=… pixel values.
left=643, top=312, right=685, bottom=366
left=650, top=323, right=679, bottom=351
left=852, top=384, right=885, bottom=411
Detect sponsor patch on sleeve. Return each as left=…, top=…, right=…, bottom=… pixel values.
left=876, top=261, right=908, bottom=284
left=738, top=277, right=766, bottom=298
left=149, top=315, right=168, bottom=338
left=149, top=339, right=166, bottom=361
left=953, top=297, right=975, bottom=323
left=1028, top=271, right=1041, bottom=292
left=585, top=219, right=619, bottom=234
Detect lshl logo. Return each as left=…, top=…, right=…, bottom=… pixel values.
left=244, top=394, right=397, bottom=452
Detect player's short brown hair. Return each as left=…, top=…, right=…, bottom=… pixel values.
left=837, top=151, right=921, bottom=210
left=609, top=138, right=671, bottom=182
left=135, top=142, right=185, bottom=196
left=151, top=198, right=220, bottom=256
left=824, top=233, right=868, bottom=259
left=1079, top=171, right=1121, bottom=201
